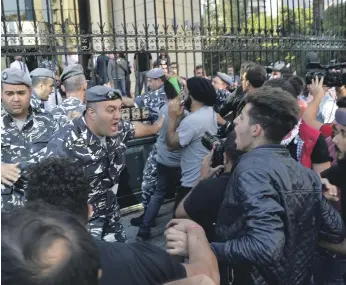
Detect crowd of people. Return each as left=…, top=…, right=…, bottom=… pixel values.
left=1, top=51, right=346, bottom=285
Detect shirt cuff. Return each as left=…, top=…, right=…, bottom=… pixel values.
left=210, top=242, right=228, bottom=262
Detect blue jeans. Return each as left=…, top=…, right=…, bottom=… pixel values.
left=113, top=79, right=126, bottom=96
left=135, top=71, right=148, bottom=96
left=312, top=248, right=346, bottom=285
left=141, top=162, right=181, bottom=229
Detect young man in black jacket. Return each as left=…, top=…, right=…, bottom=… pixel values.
left=167, top=86, right=345, bottom=285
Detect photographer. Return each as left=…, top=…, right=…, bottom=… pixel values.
left=166, top=77, right=218, bottom=208
left=175, top=131, right=244, bottom=241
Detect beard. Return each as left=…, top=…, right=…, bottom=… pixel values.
left=335, top=145, right=346, bottom=162
left=184, top=96, right=192, bottom=112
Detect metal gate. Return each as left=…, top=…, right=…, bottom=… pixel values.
left=1, top=0, right=346, bottom=80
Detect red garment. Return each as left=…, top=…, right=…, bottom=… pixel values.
left=299, top=119, right=321, bottom=169
left=320, top=123, right=333, bottom=138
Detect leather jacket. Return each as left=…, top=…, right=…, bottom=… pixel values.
left=212, top=145, right=345, bottom=285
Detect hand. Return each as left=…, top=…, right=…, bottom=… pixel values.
left=166, top=219, right=201, bottom=234
left=1, top=163, right=21, bottom=186
left=165, top=226, right=188, bottom=257
left=321, top=178, right=339, bottom=202
left=153, top=114, right=165, bottom=133
left=168, top=100, right=184, bottom=119
left=200, top=151, right=224, bottom=180
left=310, top=76, right=327, bottom=98
left=103, top=82, right=112, bottom=87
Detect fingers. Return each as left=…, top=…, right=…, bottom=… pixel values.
left=166, top=219, right=178, bottom=229
left=211, top=165, right=224, bottom=173
left=1, top=177, right=15, bottom=187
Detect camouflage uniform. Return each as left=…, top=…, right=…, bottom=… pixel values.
left=214, top=88, right=231, bottom=113
left=33, top=116, right=136, bottom=242
left=134, top=85, right=167, bottom=122
left=134, top=85, right=168, bottom=208
left=1, top=109, right=59, bottom=211
left=39, top=59, right=59, bottom=75
left=50, top=97, right=86, bottom=127
left=30, top=91, right=45, bottom=112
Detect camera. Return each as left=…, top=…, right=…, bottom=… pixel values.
left=305, top=62, right=346, bottom=87
left=217, top=120, right=234, bottom=139
left=201, top=132, right=224, bottom=168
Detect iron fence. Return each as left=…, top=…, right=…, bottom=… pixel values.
left=1, top=0, right=346, bottom=80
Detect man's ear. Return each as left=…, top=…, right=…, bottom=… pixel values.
left=98, top=269, right=103, bottom=280
left=251, top=123, right=262, bottom=137
left=61, top=84, right=66, bottom=93
left=87, top=204, right=93, bottom=221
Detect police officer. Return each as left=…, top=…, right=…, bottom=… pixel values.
left=1, top=68, right=59, bottom=210
left=33, top=85, right=164, bottom=242
left=51, top=64, right=87, bottom=126
left=267, top=61, right=293, bottom=80
left=30, top=68, right=55, bottom=111
left=212, top=72, right=233, bottom=113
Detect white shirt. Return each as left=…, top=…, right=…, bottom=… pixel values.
left=44, top=90, right=63, bottom=112
left=10, top=60, right=30, bottom=77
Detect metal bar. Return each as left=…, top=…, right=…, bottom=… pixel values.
left=110, top=0, right=116, bottom=52
left=173, top=0, right=179, bottom=75
left=163, top=0, right=168, bottom=51
left=153, top=0, right=158, bottom=52
left=250, top=0, right=254, bottom=35
left=190, top=0, right=196, bottom=71
left=222, top=0, right=226, bottom=34
left=122, top=0, right=129, bottom=52
left=230, top=0, right=234, bottom=34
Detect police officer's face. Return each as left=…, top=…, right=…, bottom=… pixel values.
left=94, top=99, right=122, bottom=137
left=41, top=78, right=54, bottom=100
left=212, top=76, right=226, bottom=90
left=1, top=83, right=31, bottom=117
left=270, top=71, right=281, bottom=80
left=148, top=78, right=161, bottom=91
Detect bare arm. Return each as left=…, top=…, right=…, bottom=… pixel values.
left=132, top=116, right=163, bottom=138
left=312, top=161, right=331, bottom=175
left=163, top=275, right=215, bottom=285
left=302, top=77, right=326, bottom=130
left=166, top=117, right=181, bottom=151
left=183, top=227, right=220, bottom=285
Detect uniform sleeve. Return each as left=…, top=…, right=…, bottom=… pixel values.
left=177, top=118, right=196, bottom=147
left=134, top=95, right=145, bottom=108
left=118, top=120, right=136, bottom=143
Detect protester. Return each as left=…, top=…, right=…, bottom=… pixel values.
left=175, top=131, right=244, bottom=241
left=134, top=42, right=152, bottom=95
left=166, top=86, right=346, bottom=285
left=25, top=157, right=219, bottom=285
left=166, top=77, right=218, bottom=208
left=1, top=202, right=100, bottom=285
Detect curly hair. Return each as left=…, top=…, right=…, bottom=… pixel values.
left=26, top=157, right=91, bottom=224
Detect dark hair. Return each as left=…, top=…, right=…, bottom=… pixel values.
left=264, top=78, right=297, bottom=98
left=244, top=64, right=266, bottom=88
left=194, top=65, right=204, bottom=72
left=26, top=157, right=90, bottom=224
left=223, top=131, right=245, bottom=167
left=240, top=61, right=256, bottom=76
left=1, top=202, right=100, bottom=285
left=31, top=76, right=51, bottom=87
left=245, top=86, right=300, bottom=143
left=288, top=76, right=305, bottom=97
left=337, top=96, right=346, bottom=108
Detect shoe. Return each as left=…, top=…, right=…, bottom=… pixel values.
left=130, top=213, right=156, bottom=227
left=136, top=227, right=150, bottom=241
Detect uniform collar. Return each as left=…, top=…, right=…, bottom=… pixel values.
left=2, top=107, right=34, bottom=129
left=78, top=116, right=104, bottom=147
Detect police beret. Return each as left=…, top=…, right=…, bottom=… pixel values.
left=1, top=68, right=32, bottom=87
left=30, top=68, right=54, bottom=79
left=147, top=68, right=165, bottom=79
left=216, top=72, right=233, bottom=86
left=267, top=61, right=286, bottom=73
left=86, top=86, right=122, bottom=103
left=60, top=64, right=84, bottom=82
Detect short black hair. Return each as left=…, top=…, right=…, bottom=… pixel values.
left=246, top=86, right=300, bottom=143
left=1, top=202, right=100, bottom=285
left=26, top=157, right=90, bottom=224
left=288, top=76, right=305, bottom=97
left=244, top=64, right=266, bottom=88
left=337, top=96, right=346, bottom=108
left=164, top=80, right=180, bottom=100
left=264, top=78, right=297, bottom=98
left=31, top=76, right=51, bottom=87
left=223, top=131, right=245, bottom=167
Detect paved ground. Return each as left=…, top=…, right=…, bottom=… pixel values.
left=121, top=202, right=174, bottom=249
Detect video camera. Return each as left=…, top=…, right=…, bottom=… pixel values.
left=305, top=62, right=346, bottom=87
left=201, top=132, right=225, bottom=168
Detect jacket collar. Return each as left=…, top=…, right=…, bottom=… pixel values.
left=2, top=107, right=34, bottom=130
left=76, top=116, right=103, bottom=147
